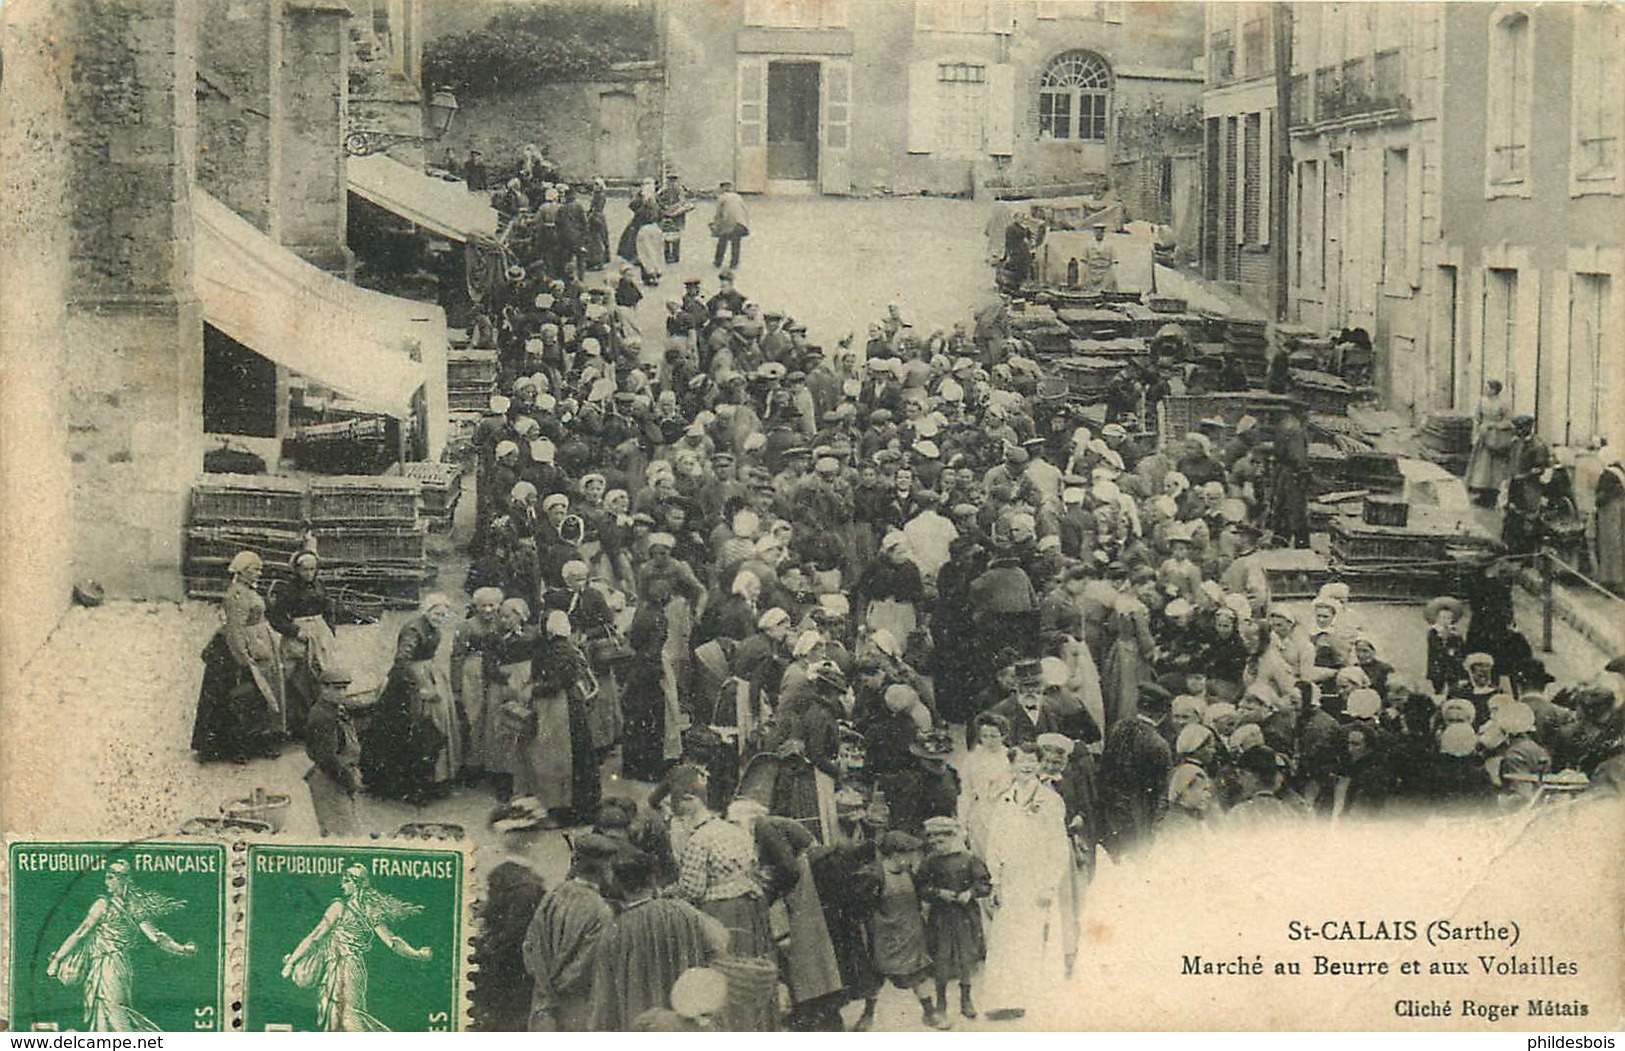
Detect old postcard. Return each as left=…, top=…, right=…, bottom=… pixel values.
left=1, top=0, right=1621, bottom=1034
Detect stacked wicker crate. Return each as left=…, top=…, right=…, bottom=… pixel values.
left=186, top=474, right=431, bottom=608
left=1419, top=413, right=1474, bottom=475
left=186, top=476, right=308, bottom=599
left=399, top=461, right=463, bottom=532
left=307, top=477, right=430, bottom=606
left=447, top=349, right=498, bottom=413
left=1329, top=504, right=1497, bottom=601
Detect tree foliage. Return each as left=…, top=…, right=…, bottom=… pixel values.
left=423, top=3, right=656, bottom=98
left=1114, top=94, right=1205, bottom=158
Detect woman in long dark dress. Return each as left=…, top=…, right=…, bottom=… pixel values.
left=360, top=594, right=459, bottom=805
left=267, top=549, right=336, bottom=740
left=1264, top=410, right=1311, bottom=548
left=192, top=551, right=283, bottom=763
left=585, top=178, right=611, bottom=271
left=616, top=180, right=663, bottom=284
left=620, top=579, right=672, bottom=783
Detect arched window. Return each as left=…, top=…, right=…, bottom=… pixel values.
left=1039, top=50, right=1111, bottom=142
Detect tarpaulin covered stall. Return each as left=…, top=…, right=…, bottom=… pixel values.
left=194, top=190, right=449, bottom=461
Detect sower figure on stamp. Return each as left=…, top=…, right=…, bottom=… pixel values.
left=47, top=859, right=198, bottom=1032
left=281, top=865, right=433, bottom=1032
left=304, top=664, right=365, bottom=838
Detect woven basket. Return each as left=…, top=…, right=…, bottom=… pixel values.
left=712, top=955, right=779, bottom=1032
left=221, top=790, right=293, bottom=833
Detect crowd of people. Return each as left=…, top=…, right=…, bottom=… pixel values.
left=189, top=150, right=1625, bottom=1030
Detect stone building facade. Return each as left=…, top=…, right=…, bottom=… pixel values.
left=1435, top=2, right=1623, bottom=448
left=1202, top=1, right=1281, bottom=310
left=661, top=0, right=1204, bottom=196
left=1284, top=2, right=1444, bottom=412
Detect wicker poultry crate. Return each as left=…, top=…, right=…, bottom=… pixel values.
left=191, top=475, right=306, bottom=525
left=1329, top=520, right=1448, bottom=563
left=1363, top=496, right=1411, bottom=527
left=447, top=349, right=498, bottom=386
left=186, top=526, right=306, bottom=564
left=310, top=525, right=427, bottom=564
left=307, top=476, right=421, bottom=523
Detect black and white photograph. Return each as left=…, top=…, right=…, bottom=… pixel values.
left=1, top=0, right=1621, bottom=1034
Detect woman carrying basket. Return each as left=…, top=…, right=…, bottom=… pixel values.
left=268, top=547, right=336, bottom=740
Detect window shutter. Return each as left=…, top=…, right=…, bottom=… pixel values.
left=986, top=63, right=1015, bottom=155
left=908, top=61, right=939, bottom=154
left=989, top=0, right=1014, bottom=34
left=1259, top=107, right=1272, bottom=246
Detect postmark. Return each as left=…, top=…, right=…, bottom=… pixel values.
left=6, top=840, right=226, bottom=1032
left=242, top=842, right=465, bottom=1032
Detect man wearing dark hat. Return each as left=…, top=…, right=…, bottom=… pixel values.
left=680, top=277, right=709, bottom=331
left=1098, top=682, right=1173, bottom=859
left=1224, top=745, right=1294, bottom=821
left=987, top=659, right=1065, bottom=745
left=968, top=537, right=1042, bottom=697
left=523, top=833, right=617, bottom=1030
left=304, top=665, right=365, bottom=837
left=708, top=269, right=746, bottom=318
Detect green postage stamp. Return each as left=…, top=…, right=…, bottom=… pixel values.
left=242, top=843, right=465, bottom=1032
left=6, top=840, right=227, bottom=1032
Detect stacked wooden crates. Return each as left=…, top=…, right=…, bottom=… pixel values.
left=447, top=349, right=498, bottom=414
left=185, top=474, right=432, bottom=608
left=399, top=461, right=463, bottom=532
left=185, top=476, right=307, bottom=599
left=307, top=477, right=429, bottom=605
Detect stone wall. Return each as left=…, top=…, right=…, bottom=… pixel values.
left=60, top=0, right=206, bottom=602
left=197, top=0, right=282, bottom=236
left=281, top=0, right=352, bottom=275
left=436, top=73, right=666, bottom=183
left=0, top=0, right=78, bottom=685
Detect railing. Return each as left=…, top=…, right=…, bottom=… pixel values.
left=1308, top=56, right=1410, bottom=126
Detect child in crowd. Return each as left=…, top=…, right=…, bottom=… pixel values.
left=915, top=815, right=992, bottom=1020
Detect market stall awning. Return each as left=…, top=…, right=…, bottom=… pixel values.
left=347, top=154, right=499, bottom=242
left=194, top=191, right=446, bottom=446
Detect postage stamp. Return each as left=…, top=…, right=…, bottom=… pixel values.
left=241, top=842, right=466, bottom=1032
left=5, top=840, right=227, bottom=1032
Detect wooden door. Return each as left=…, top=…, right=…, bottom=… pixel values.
left=737, top=58, right=768, bottom=193
left=819, top=57, right=852, bottom=195
left=596, top=91, right=638, bottom=177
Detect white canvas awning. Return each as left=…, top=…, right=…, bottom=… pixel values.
left=194, top=190, right=449, bottom=458
left=347, top=154, right=499, bottom=242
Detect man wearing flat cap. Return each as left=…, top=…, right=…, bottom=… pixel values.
left=524, top=833, right=617, bottom=1031
left=304, top=665, right=365, bottom=837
